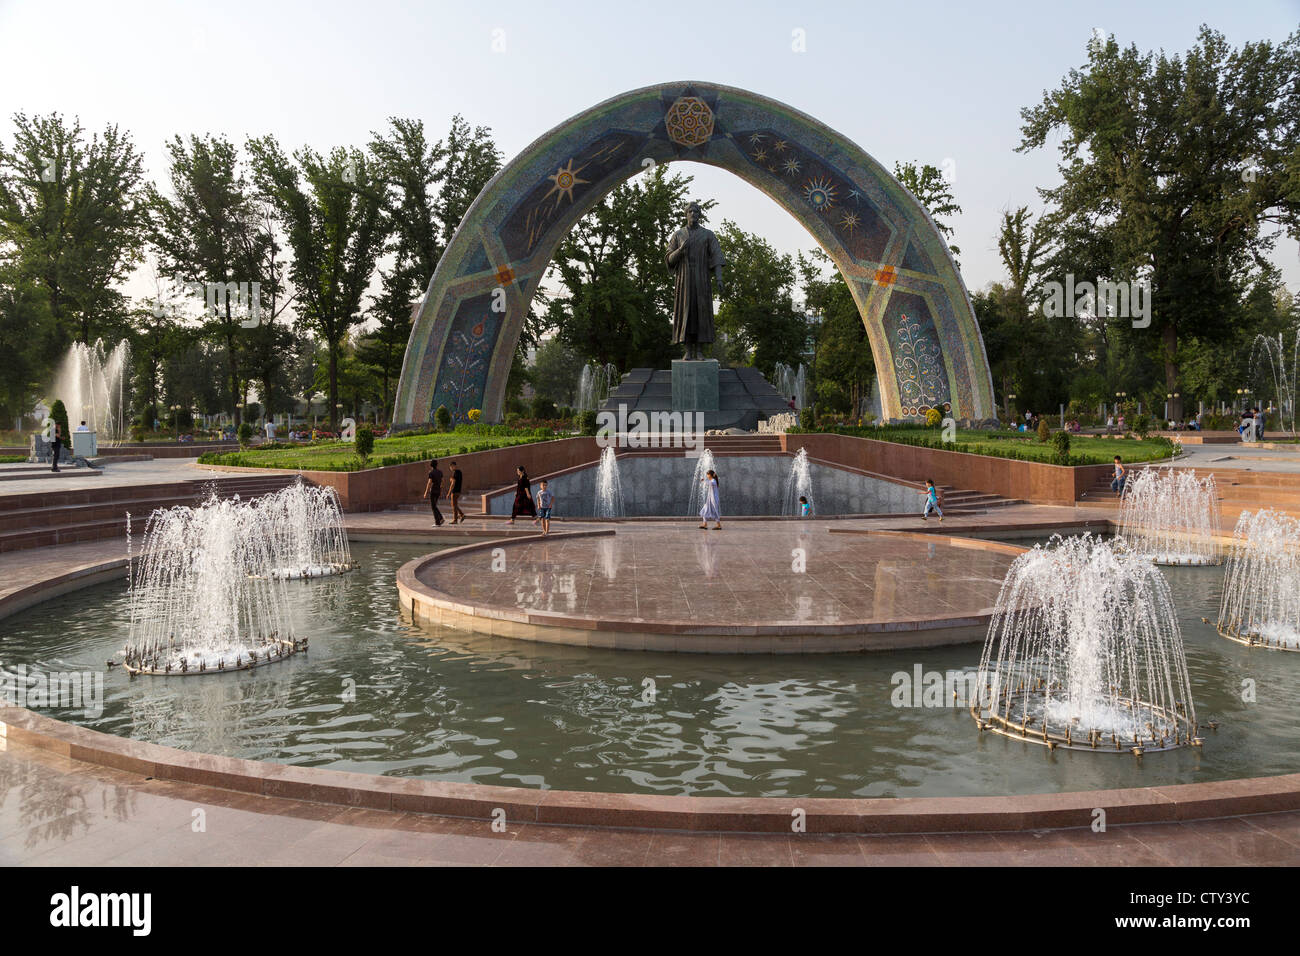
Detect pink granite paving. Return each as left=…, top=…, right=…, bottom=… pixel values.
left=2, top=739, right=1298, bottom=866
left=416, top=521, right=1020, bottom=628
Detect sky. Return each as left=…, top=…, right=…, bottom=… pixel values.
left=2, top=0, right=1298, bottom=306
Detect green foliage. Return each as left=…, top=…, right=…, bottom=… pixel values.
left=237, top=422, right=253, bottom=448
left=529, top=394, right=556, bottom=419
left=893, top=160, right=962, bottom=264
left=1036, top=418, right=1051, bottom=443
left=434, top=404, right=451, bottom=431
left=1052, top=429, right=1071, bottom=464
left=1132, top=413, right=1153, bottom=439
left=549, top=165, right=700, bottom=370
left=579, top=410, right=598, bottom=436
left=925, top=408, right=942, bottom=427
left=49, top=399, right=69, bottom=442
left=799, top=406, right=816, bottom=430
left=714, top=220, right=808, bottom=372
left=800, top=250, right=874, bottom=416
left=355, top=424, right=375, bottom=460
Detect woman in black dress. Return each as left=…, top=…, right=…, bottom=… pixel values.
left=507, top=465, right=537, bottom=524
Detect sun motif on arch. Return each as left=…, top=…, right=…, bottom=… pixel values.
left=840, top=211, right=860, bottom=233
left=544, top=158, right=590, bottom=207
left=803, top=176, right=838, bottom=211
left=665, top=96, right=715, bottom=148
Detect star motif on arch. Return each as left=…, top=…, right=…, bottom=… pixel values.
left=803, top=176, right=838, bottom=212
left=840, top=211, right=860, bottom=233
left=748, top=132, right=765, bottom=146
left=753, top=148, right=767, bottom=162
left=783, top=157, right=801, bottom=175
left=772, top=140, right=788, bottom=153
left=544, top=158, right=589, bottom=208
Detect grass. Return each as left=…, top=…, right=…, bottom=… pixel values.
left=0, top=455, right=26, bottom=463
left=197, top=427, right=568, bottom=471
left=801, top=425, right=1179, bottom=466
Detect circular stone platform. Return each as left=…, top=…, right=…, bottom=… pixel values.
left=397, top=523, right=1025, bottom=652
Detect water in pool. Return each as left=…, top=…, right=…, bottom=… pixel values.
left=1, top=540, right=1296, bottom=798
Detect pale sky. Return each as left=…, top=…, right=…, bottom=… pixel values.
left=2, top=0, right=1298, bottom=308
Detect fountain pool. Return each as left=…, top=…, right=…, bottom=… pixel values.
left=3, top=540, right=1298, bottom=798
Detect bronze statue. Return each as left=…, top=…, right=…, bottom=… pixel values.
left=666, top=201, right=726, bottom=360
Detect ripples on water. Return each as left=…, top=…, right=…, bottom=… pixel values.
left=1, top=544, right=1297, bottom=798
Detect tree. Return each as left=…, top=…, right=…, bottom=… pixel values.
left=248, top=137, right=386, bottom=429
left=893, top=160, right=962, bottom=265
left=1019, top=26, right=1300, bottom=421
left=528, top=337, right=586, bottom=407
left=0, top=112, right=148, bottom=351
left=366, top=115, right=502, bottom=420
left=148, top=134, right=278, bottom=426
left=715, top=220, right=808, bottom=374
left=799, top=250, right=875, bottom=416
left=0, top=257, right=55, bottom=423
left=549, top=165, right=701, bottom=370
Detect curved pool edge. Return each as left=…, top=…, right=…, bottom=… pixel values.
left=396, top=528, right=1020, bottom=652
left=3, top=535, right=1299, bottom=834
left=3, top=703, right=1299, bottom=833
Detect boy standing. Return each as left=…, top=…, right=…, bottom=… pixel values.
left=1111, top=456, right=1127, bottom=495
left=536, top=480, right=555, bottom=535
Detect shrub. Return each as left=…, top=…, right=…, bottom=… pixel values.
left=1036, top=418, right=1051, bottom=443
left=435, top=404, right=452, bottom=431
left=530, top=395, right=556, bottom=419
left=1051, top=429, right=1071, bottom=464
left=355, top=425, right=375, bottom=461
left=467, top=408, right=482, bottom=423
left=1133, top=413, right=1153, bottom=440
left=799, top=407, right=816, bottom=430
left=129, top=423, right=146, bottom=443
left=49, top=399, right=70, bottom=443
left=237, top=422, right=254, bottom=448
left=924, top=408, right=942, bottom=427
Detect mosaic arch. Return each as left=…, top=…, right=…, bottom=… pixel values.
left=393, top=82, right=996, bottom=425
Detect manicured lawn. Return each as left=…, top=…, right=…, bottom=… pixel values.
left=810, top=426, right=1179, bottom=466
left=197, top=429, right=567, bottom=471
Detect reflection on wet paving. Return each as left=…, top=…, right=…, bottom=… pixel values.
left=422, top=523, right=1016, bottom=626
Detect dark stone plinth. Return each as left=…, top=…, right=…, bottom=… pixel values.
left=671, top=359, right=719, bottom=412
left=601, top=366, right=790, bottom=431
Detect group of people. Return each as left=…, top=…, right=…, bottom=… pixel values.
left=1240, top=408, right=1266, bottom=442
left=421, top=459, right=468, bottom=526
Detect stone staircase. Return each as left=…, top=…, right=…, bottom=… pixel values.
left=0, top=473, right=300, bottom=553
left=1077, top=467, right=1300, bottom=521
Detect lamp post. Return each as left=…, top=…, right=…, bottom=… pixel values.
left=1007, top=393, right=1016, bottom=424
left=170, top=405, right=181, bottom=443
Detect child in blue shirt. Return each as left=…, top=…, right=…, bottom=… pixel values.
left=798, top=495, right=811, bottom=517
left=921, top=479, right=943, bottom=521
left=537, top=480, right=555, bottom=535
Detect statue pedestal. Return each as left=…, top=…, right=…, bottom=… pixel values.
left=672, top=359, right=719, bottom=412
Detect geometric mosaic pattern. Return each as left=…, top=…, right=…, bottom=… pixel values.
left=393, top=82, right=996, bottom=424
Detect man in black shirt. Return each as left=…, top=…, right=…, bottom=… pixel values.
left=423, top=459, right=445, bottom=526
left=449, top=460, right=466, bottom=524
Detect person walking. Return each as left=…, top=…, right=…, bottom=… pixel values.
left=920, top=479, right=943, bottom=521
left=423, top=459, right=445, bottom=527
left=1255, top=407, right=1266, bottom=443
left=448, top=460, right=466, bottom=524
left=1111, top=456, right=1127, bottom=496
left=49, top=420, right=63, bottom=473
left=508, top=466, right=536, bottom=524
left=698, top=468, right=722, bottom=530
left=536, top=480, right=555, bottom=536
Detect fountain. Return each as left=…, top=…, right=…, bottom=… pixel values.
left=972, top=534, right=1199, bottom=753
left=686, top=448, right=716, bottom=517
left=773, top=362, right=806, bottom=410
left=577, top=362, right=619, bottom=413
left=1249, top=329, right=1298, bottom=435
left=1117, top=467, right=1222, bottom=565
left=122, top=493, right=304, bottom=676
left=50, top=339, right=132, bottom=445
left=784, top=447, right=815, bottom=516
left=593, top=446, right=625, bottom=518
left=258, top=481, right=357, bottom=578
left=1217, top=509, right=1300, bottom=651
